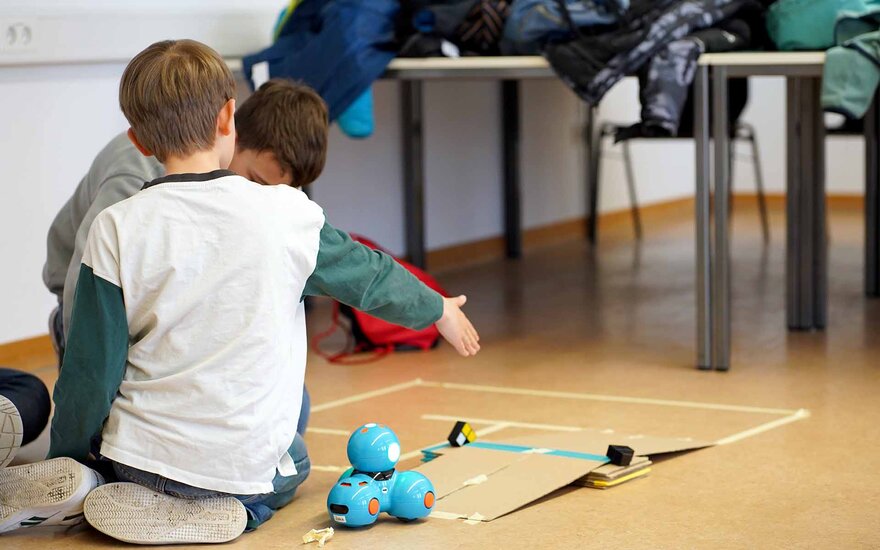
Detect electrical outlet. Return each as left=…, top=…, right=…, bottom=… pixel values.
left=0, top=20, right=36, bottom=53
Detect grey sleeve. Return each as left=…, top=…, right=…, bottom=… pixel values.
left=60, top=175, right=145, bottom=337
left=43, top=178, right=89, bottom=299
left=303, top=221, right=444, bottom=330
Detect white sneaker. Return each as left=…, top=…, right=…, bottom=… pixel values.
left=0, top=457, right=104, bottom=533
left=0, top=396, right=23, bottom=468
left=84, top=482, right=247, bottom=545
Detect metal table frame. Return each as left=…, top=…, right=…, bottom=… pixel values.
left=382, top=53, right=879, bottom=372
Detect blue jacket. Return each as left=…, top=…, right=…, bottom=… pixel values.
left=243, top=0, right=399, bottom=121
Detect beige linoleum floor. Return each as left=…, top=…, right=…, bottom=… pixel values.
left=3, top=200, right=879, bottom=549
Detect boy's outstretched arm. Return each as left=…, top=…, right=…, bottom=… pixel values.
left=303, top=221, right=479, bottom=356
left=49, top=215, right=129, bottom=460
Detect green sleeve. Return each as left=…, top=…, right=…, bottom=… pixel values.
left=303, top=222, right=444, bottom=330
left=48, top=264, right=128, bottom=461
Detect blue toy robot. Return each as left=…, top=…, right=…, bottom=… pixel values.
left=327, top=423, right=435, bottom=527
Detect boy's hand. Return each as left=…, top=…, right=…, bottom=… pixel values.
left=437, top=295, right=480, bottom=357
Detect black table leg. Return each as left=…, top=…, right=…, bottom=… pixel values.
left=785, top=76, right=827, bottom=330
left=585, top=107, right=599, bottom=243
left=866, top=89, right=880, bottom=297
left=401, top=80, right=426, bottom=269
left=694, top=65, right=714, bottom=370
left=502, top=80, right=522, bottom=259
left=712, top=66, right=731, bottom=371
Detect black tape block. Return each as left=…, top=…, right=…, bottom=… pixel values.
left=606, top=445, right=634, bottom=466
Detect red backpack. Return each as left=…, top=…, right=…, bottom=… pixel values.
left=311, top=235, right=446, bottom=363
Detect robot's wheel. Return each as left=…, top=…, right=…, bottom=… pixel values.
left=396, top=517, right=417, bottom=523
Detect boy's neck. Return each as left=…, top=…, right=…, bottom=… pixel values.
left=163, top=150, right=225, bottom=176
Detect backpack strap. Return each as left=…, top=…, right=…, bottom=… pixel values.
left=310, top=302, right=394, bottom=365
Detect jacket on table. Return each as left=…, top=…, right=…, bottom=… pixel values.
left=544, top=0, right=765, bottom=135
left=822, top=7, right=880, bottom=119
left=398, top=0, right=512, bottom=57
left=242, top=0, right=398, bottom=121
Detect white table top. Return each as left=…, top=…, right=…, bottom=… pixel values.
left=228, top=52, right=827, bottom=80
left=388, top=52, right=827, bottom=78
left=698, top=51, right=826, bottom=67
left=386, top=56, right=548, bottom=71
left=382, top=55, right=555, bottom=79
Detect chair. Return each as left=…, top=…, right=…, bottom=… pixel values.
left=587, top=120, right=770, bottom=243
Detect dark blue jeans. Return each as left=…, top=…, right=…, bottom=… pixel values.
left=0, top=367, right=50, bottom=445
left=112, top=433, right=310, bottom=531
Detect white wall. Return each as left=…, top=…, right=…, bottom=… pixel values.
left=0, top=4, right=867, bottom=343
left=0, top=0, right=282, bottom=65
left=311, top=77, right=704, bottom=256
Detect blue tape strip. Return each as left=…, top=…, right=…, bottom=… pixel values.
left=420, top=441, right=609, bottom=463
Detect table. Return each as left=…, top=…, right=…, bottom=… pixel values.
left=382, top=56, right=557, bottom=268
left=386, top=54, right=880, bottom=371
left=231, top=54, right=878, bottom=369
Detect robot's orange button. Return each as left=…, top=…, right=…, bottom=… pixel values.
left=424, top=492, right=435, bottom=508
left=369, top=498, right=380, bottom=515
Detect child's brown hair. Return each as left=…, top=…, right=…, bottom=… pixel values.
left=235, top=79, right=329, bottom=187
left=119, top=39, right=236, bottom=162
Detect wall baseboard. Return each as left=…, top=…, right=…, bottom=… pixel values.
left=427, top=197, right=695, bottom=271
left=427, top=193, right=866, bottom=272
left=734, top=192, right=864, bottom=210
left=0, top=334, right=53, bottom=364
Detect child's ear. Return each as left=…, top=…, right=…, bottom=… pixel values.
left=218, top=98, right=236, bottom=137
left=126, top=128, right=154, bottom=157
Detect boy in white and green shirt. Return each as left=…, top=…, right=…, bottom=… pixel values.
left=2, top=39, right=479, bottom=544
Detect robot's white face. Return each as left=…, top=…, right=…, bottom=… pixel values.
left=387, top=442, right=400, bottom=462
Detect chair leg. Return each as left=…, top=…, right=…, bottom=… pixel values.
left=728, top=139, right=735, bottom=217
left=745, top=125, right=771, bottom=243
left=587, top=109, right=601, bottom=243
left=621, top=139, right=643, bottom=239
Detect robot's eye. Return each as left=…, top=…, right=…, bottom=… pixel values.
left=340, top=482, right=351, bottom=487
left=329, top=504, right=349, bottom=514
left=358, top=481, right=368, bottom=486
left=368, top=498, right=380, bottom=515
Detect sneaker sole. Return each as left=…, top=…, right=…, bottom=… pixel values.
left=85, top=482, right=247, bottom=545
left=0, top=396, right=23, bottom=468
left=0, top=457, right=100, bottom=533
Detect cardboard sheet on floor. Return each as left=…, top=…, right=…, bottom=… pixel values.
left=416, top=428, right=712, bottom=522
